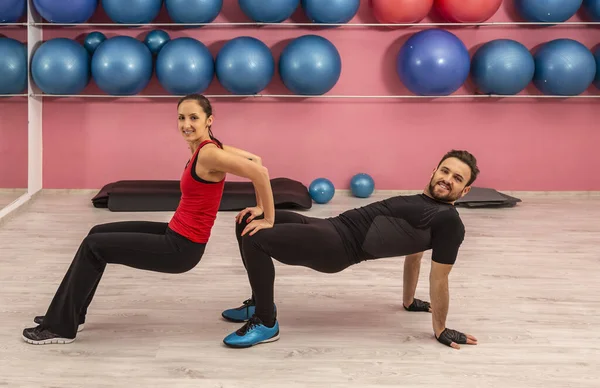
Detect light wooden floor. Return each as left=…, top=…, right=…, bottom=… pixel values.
left=0, top=190, right=599, bottom=388
left=0, top=189, right=27, bottom=209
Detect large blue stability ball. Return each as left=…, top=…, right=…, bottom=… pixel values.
left=397, top=29, right=470, bottom=96
left=350, top=173, right=375, bottom=198
left=470, top=39, right=535, bottom=95
left=0, top=38, right=27, bottom=94
left=594, top=47, right=600, bottom=89
left=216, top=36, right=274, bottom=94
left=84, top=31, right=106, bottom=54
left=309, top=178, right=335, bottom=204
left=532, top=39, right=596, bottom=96
left=91, top=36, right=153, bottom=95
left=102, top=0, right=162, bottom=24
left=144, top=30, right=171, bottom=55
left=0, top=0, right=26, bottom=23
left=583, top=0, right=600, bottom=21
left=165, top=0, right=223, bottom=23
left=302, top=0, right=359, bottom=24
left=239, top=0, right=299, bottom=22
left=31, top=38, right=90, bottom=95
left=514, top=0, right=583, bottom=23
left=32, top=0, right=98, bottom=23
left=279, top=35, right=342, bottom=95
left=156, top=37, right=215, bottom=95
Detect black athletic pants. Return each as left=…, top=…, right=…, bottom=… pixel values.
left=235, top=210, right=352, bottom=326
left=39, top=221, right=206, bottom=338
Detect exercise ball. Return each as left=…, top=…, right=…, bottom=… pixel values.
left=350, top=173, right=375, bottom=198
left=32, top=0, right=98, bottom=23
left=435, top=0, right=502, bottom=23
left=515, top=0, right=583, bottom=23
left=144, top=29, right=171, bottom=55
left=0, top=0, right=26, bottom=23
left=156, top=37, right=214, bottom=95
left=532, top=39, right=596, bottom=96
left=239, top=0, right=299, bottom=22
left=102, top=0, right=162, bottom=24
left=0, top=38, right=27, bottom=94
left=371, top=0, right=433, bottom=24
left=309, top=178, right=335, bottom=204
left=471, top=39, right=535, bottom=95
left=31, top=38, right=90, bottom=95
left=302, top=0, right=359, bottom=24
left=279, top=35, right=342, bottom=95
left=84, top=31, right=106, bottom=54
left=91, top=36, right=153, bottom=95
left=594, top=47, right=600, bottom=89
left=216, top=37, right=274, bottom=95
left=582, top=0, right=600, bottom=21
left=397, top=29, right=470, bottom=96
left=165, top=0, right=223, bottom=23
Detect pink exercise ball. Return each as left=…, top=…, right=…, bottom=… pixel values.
left=435, top=0, right=503, bottom=23
left=371, top=0, right=434, bottom=24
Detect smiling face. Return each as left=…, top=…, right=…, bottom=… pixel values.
left=426, top=157, right=472, bottom=203
left=177, top=99, right=213, bottom=144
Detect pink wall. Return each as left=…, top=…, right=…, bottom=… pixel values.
left=0, top=28, right=28, bottom=189
left=18, top=1, right=600, bottom=190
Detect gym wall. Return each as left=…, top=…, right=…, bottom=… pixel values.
left=1, top=1, right=599, bottom=191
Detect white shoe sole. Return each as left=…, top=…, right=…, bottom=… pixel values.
left=21, top=335, right=76, bottom=345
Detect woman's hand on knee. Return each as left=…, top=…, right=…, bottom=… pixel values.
left=241, top=219, right=274, bottom=236
left=235, top=206, right=264, bottom=224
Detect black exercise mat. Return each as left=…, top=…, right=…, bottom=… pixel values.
left=91, top=177, right=312, bottom=212
left=455, top=187, right=521, bottom=208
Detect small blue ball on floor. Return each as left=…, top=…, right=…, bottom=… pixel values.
left=350, top=173, right=374, bottom=198
left=309, top=178, right=335, bottom=204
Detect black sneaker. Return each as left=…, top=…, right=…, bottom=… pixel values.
left=22, top=326, right=76, bottom=345
left=33, top=316, right=84, bottom=332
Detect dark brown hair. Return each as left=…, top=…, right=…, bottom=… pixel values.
left=177, top=94, right=223, bottom=148
left=437, top=150, right=480, bottom=186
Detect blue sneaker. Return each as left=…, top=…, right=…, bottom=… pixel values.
left=223, top=315, right=280, bottom=348
left=221, top=298, right=277, bottom=323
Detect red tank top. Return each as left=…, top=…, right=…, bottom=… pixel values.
left=168, top=140, right=225, bottom=243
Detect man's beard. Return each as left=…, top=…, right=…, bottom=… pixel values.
left=428, top=179, right=461, bottom=202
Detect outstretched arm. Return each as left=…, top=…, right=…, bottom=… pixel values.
left=222, top=145, right=264, bottom=208
left=198, top=145, right=274, bottom=233
left=429, top=261, right=478, bottom=349
left=403, top=252, right=431, bottom=312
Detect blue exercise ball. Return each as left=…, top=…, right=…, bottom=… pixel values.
left=350, top=173, right=375, bottom=198
left=31, top=38, right=90, bottom=95
left=0, top=0, right=26, bottom=23
left=102, top=0, right=162, bottom=24
left=309, top=178, right=335, bottom=204
left=471, top=39, right=535, bottom=95
left=0, top=38, right=27, bottom=94
left=144, top=29, right=171, bottom=55
left=216, top=36, right=274, bottom=95
left=592, top=46, right=600, bottom=89
left=279, top=35, right=341, bottom=95
left=583, top=0, right=600, bottom=21
left=302, top=0, right=359, bottom=24
left=91, top=36, right=153, bottom=95
left=165, top=0, right=222, bottom=23
left=397, top=29, right=470, bottom=96
left=156, top=37, right=214, bottom=95
left=84, top=31, right=106, bottom=54
left=239, top=0, right=299, bottom=22
left=533, top=39, right=596, bottom=96
left=514, top=0, right=583, bottom=23
left=32, top=0, right=98, bottom=23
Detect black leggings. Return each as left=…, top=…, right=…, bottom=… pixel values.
left=236, top=210, right=352, bottom=326
left=40, top=221, right=206, bottom=338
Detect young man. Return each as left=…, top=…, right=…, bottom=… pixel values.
left=221, top=150, right=479, bottom=350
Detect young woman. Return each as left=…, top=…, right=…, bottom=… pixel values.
left=22, top=94, right=275, bottom=345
